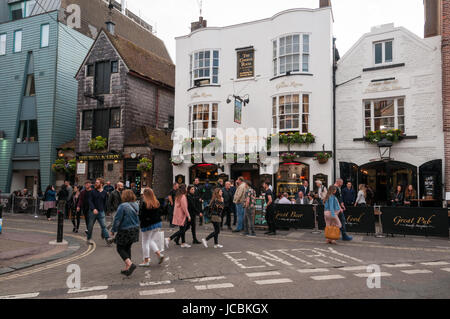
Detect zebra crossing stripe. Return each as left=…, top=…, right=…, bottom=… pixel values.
left=401, top=269, right=433, bottom=275
left=0, top=292, right=40, bottom=299
left=195, top=283, right=235, bottom=290
left=382, top=263, right=412, bottom=268
left=254, top=278, right=293, bottom=285
left=297, top=268, right=329, bottom=274
left=246, top=271, right=281, bottom=277
left=441, top=268, right=450, bottom=273
left=67, top=286, right=108, bottom=294
left=139, top=288, right=176, bottom=296
left=188, top=276, right=226, bottom=282
left=311, top=275, right=345, bottom=281
left=69, top=294, right=107, bottom=299
left=354, top=272, right=392, bottom=278
left=420, top=261, right=450, bottom=266
left=140, top=280, right=171, bottom=287
left=339, top=266, right=369, bottom=271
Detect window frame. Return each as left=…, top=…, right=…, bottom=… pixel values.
left=272, top=93, right=310, bottom=133
left=40, top=23, right=49, bottom=48
left=272, top=33, right=311, bottom=77
left=86, top=64, right=94, bottom=77
left=189, top=49, right=220, bottom=88
left=188, top=102, right=219, bottom=139
left=13, top=29, right=22, bottom=53
left=111, top=60, right=119, bottom=73
left=0, top=33, right=6, bottom=56
left=82, top=110, right=93, bottom=131
left=373, top=39, right=394, bottom=65
left=364, top=97, right=405, bottom=134
left=109, top=108, right=121, bottom=129
left=16, top=119, right=38, bottom=143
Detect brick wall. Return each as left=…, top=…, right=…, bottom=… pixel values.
left=443, top=0, right=450, bottom=191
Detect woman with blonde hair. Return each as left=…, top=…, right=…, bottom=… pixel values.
left=354, top=184, right=367, bottom=207
left=323, top=185, right=342, bottom=245
left=139, top=188, right=165, bottom=267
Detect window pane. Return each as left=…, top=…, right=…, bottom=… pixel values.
left=374, top=100, right=394, bottom=117
left=293, top=55, right=300, bottom=72
left=302, top=115, right=309, bottom=133
left=213, top=51, right=219, bottom=59
left=110, top=108, right=121, bottom=128
left=213, top=76, right=218, bottom=83
left=83, top=111, right=93, bottom=130
left=29, top=120, right=38, bottom=142
left=14, top=30, right=22, bottom=52
left=273, top=40, right=277, bottom=58
left=374, top=43, right=382, bottom=64
left=41, top=24, right=49, bottom=47
left=303, top=34, right=309, bottom=53
left=205, top=51, right=210, bottom=59
left=302, top=54, right=309, bottom=72
left=0, top=34, right=5, bottom=55
left=365, top=119, right=371, bottom=134
left=111, top=61, right=119, bottom=73
left=385, top=41, right=393, bottom=62
left=25, top=74, right=35, bottom=96
left=374, top=117, right=395, bottom=131
left=17, top=121, right=27, bottom=143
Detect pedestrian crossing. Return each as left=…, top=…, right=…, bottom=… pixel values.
left=1, top=260, right=449, bottom=299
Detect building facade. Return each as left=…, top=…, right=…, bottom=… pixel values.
left=336, top=23, right=444, bottom=205
left=74, top=28, right=175, bottom=198
left=173, top=6, right=335, bottom=196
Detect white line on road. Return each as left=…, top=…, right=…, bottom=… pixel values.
left=297, top=268, right=329, bottom=274
left=382, top=263, right=412, bottom=268
left=188, top=276, right=226, bottom=283
left=310, top=275, right=345, bottom=281
left=67, top=286, right=109, bottom=294
left=339, top=266, right=370, bottom=271
left=140, top=280, right=171, bottom=287
left=195, top=283, right=235, bottom=290
left=139, top=288, right=176, bottom=296
left=401, top=269, right=433, bottom=275
left=254, top=278, right=293, bottom=285
left=69, top=294, right=108, bottom=299
left=441, top=268, right=450, bottom=272
left=420, top=261, right=450, bottom=266
left=0, top=292, right=40, bottom=299
left=354, top=272, right=392, bottom=278
left=246, top=271, right=281, bottom=277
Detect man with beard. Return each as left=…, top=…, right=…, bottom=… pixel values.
left=77, top=181, right=92, bottom=234
left=87, top=178, right=112, bottom=246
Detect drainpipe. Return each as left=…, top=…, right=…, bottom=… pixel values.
left=332, top=37, right=337, bottom=182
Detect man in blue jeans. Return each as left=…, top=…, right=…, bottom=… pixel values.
left=87, top=178, right=112, bottom=246
left=232, top=177, right=247, bottom=232
left=334, top=179, right=353, bottom=241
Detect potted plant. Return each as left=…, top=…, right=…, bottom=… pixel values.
left=51, top=159, right=67, bottom=174
left=88, top=136, right=108, bottom=151
left=314, top=152, right=332, bottom=164
left=137, top=158, right=152, bottom=172
left=280, top=152, right=297, bottom=162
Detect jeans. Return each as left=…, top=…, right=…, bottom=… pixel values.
left=142, top=229, right=161, bottom=259
left=203, top=200, right=210, bottom=223
left=170, top=223, right=189, bottom=244
left=338, top=211, right=348, bottom=236
left=244, top=207, right=255, bottom=235
left=206, top=222, right=221, bottom=245
left=235, top=204, right=245, bottom=231
left=87, top=210, right=109, bottom=240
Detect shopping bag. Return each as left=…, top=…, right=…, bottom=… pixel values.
left=325, top=226, right=340, bottom=240
left=156, top=230, right=165, bottom=252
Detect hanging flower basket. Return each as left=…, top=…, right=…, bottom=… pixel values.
left=137, top=158, right=152, bottom=172
left=171, top=156, right=183, bottom=166
left=88, top=136, right=108, bottom=151
left=280, top=152, right=297, bottom=162
left=51, top=159, right=67, bottom=174
left=314, top=152, right=332, bottom=164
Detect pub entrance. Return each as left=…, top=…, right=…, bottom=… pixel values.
left=231, top=163, right=261, bottom=194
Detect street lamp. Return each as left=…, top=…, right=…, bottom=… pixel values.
left=377, top=138, right=393, bottom=161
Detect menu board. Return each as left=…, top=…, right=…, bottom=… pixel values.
left=424, top=175, right=435, bottom=198
left=254, top=198, right=267, bottom=226
left=237, top=49, right=255, bottom=78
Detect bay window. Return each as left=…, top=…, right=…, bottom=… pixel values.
left=273, top=34, right=310, bottom=76
left=272, top=94, right=310, bottom=133
left=189, top=103, right=219, bottom=138
left=364, top=97, right=405, bottom=134
left=189, top=50, right=219, bottom=87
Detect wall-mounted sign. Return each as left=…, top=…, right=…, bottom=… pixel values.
left=234, top=99, right=242, bottom=124
left=77, top=154, right=122, bottom=161
left=77, top=162, right=86, bottom=175
left=237, top=49, right=255, bottom=79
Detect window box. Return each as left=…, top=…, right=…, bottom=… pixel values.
left=267, top=132, right=315, bottom=149
left=88, top=136, right=108, bottom=151
left=364, top=129, right=404, bottom=144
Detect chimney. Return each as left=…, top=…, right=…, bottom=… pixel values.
left=319, top=0, right=331, bottom=8
left=424, top=0, right=441, bottom=38
left=191, top=16, right=207, bottom=32
left=106, top=20, right=116, bottom=35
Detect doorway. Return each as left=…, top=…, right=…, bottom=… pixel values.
left=231, top=163, right=261, bottom=194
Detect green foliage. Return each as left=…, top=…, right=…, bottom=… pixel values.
left=267, top=132, right=315, bottom=149
left=365, top=129, right=403, bottom=144
left=88, top=136, right=108, bottom=150
left=137, top=157, right=153, bottom=172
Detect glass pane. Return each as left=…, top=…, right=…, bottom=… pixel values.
left=213, top=76, right=218, bottom=83
left=213, top=59, right=219, bottom=67
left=374, top=43, right=382, bottom=64
left=273, top=59, right=277, bottom=76
left=365, top=108, right=371, bottom=118
left=29, top=120, right=38, bottom=142
left=293, top=55, right=300, bottom=72
left=280, top=119, right=285, bottom=130
left=41, top=24, right=49, bottom=47
left=303, top=94, right=309, bottom=104
left=204, top=68, right=210, bottom=77
left=365, top=119, right=371, bottom=132
left=273, top=40, right=277, bottom=58
left=199, top=52, right=204, bottom=59
left=302, top=54, right=309, bottom=72
left=293, top=103, right=299, bottom=114
left=397, top=106, right=404, bottom=116
left=279, top=96, right=285, bottom=105
left=385, top=41, right=393, bottom=62
left=293, top=117, right=299, bottom=129
left=17, top=121, right=27, bottom=143
left=398, top=98, right=404, bottom=107
left=25, top=74, right=35, bottom=96
left=398, top=124, right=405, bottom=133
left=0, top=34, right=6, bottom=55
left=199, top=59, right=203, bottom=67
left=213, top=51, right=219, bottom=59
left=302, top=114, right=309, bottom=132
left=398, top=116, right=405, bottom=125
left=273, top=116, right=277, bottom=129
left=205, top=59, right=210, bottom=67
left=374, top=117, right=395, bottom=131
left=374, top=100, right=394, bottom=117
left=279, top=105, right=285, bottom=115
left=205, top=51, right=210, bottom=59
left=14, top=30, right=22, bottom=52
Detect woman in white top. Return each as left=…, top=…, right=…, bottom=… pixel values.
left=354, top=184, right=367, bottom=207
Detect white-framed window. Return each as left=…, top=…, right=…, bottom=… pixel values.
left=0, top=34, right=6, bottom=55
left=188, top=103, right=219, bottom=138
left=273, top=34, right=310, bottom=76
left=40, top=24, right=49, bottom=48
left=272, top=93, right=310, bottom=133
left=364, top=97, right=405, bottom=134
left=14, top=30, right=22, bottom=53
left=374, top=40, right=393, bottom=65
left=189, top=49, right=219, bottom=87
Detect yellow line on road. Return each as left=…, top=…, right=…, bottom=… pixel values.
left=0, top=228, right=96, bottom=282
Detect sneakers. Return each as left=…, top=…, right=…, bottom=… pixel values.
left=201, top=238, right=208, bottom=248
left=214, top=244, right=223, bottom=249
left=158, top=255, right=165, bottom=265
left=164, top=238, right=170, bottom=249
left=180, top=243, right=191, bottom=248
left=139, top=261, right=151, bottom=267
left=247, top=233, right=256, bottom=237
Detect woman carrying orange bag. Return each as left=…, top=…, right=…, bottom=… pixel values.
left=323, top=186, right=342, bottom=245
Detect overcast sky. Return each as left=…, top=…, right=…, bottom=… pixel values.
left=125, top=0, right=425, bottom=62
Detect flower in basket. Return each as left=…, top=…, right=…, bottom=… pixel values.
left=314, top=152, right=332, bottom=161
left=171, top=156, right=183, bottom=166
left=52, top=159, right=67, bottom=174
left=281, top=152, right=297, bottom=161
left=88, top=136, right=108, bottom=150
left=66, top=159, right=77, bottom=174
left=137, top=158, right=152, bottom=172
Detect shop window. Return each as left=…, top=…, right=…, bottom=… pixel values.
left=276, top=163, right=309, bottom=198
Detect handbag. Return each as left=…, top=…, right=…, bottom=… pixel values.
left=325, top=226, right=341, bottom=240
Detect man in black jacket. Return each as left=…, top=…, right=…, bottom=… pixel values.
left=107, top=182, right=124, bottom=230
left=222, top=181, right=233, bottom=230
left=86, top=178, right=112, bottom=246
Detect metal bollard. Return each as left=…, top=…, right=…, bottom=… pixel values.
left=57, top=208, right=64, bottom=243
left=34, top=197, right=39, bottom=219
left=374, top=205, right=385, bottom=238
left=0, top=205, right=3, bottom=234
left=311, top=204, right=321, bottom=234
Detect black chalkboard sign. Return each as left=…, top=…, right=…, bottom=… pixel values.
left=273, top=204, right=315, bottom=229
left=424, top=175, right=435, bottom=197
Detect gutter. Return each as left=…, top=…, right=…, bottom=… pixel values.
left=333, top=37, right=337, bottom=182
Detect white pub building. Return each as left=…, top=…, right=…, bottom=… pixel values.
left=172, top=1, right=336, bottom=196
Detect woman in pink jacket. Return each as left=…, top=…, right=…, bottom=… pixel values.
left=165, top=184, right=191, bottom=248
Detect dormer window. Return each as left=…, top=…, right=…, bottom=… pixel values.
left=9, top=1, right=36, bottom=21
left=374, top=40, right=393, bottom=65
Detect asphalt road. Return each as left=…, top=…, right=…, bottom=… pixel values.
left=0, top=214, right=449, bottom=299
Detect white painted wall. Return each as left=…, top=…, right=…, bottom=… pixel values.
left=336, top=24, right=444, bottom=170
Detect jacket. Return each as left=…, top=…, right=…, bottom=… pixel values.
left=109, top=190, right=122, bottom=212
left=139, top=202, right=162, bottom=230
left=342, top=187, right=356, bottom=205
left=200, top=184, right=213, bottom=201
left=172, top=195, right=190, bottom=226
left=77, top=189, right=91, bottom=212
left=187, top=194, right=201, bottom=216
left=44, top=190, right=56, bottom=202
left=324, top=195, right=341, bottom=217
left=111, top=202, right=140, bottom=233
left=233, top=183, right=247, bottom=205
left=222, top=187, right=233, bottom=208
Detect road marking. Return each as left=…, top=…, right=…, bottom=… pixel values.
left=297, top=268, right=329, bottom=274
left=140, top=280, right=171, bottom=287
left=254, top=278, right=293, bottom=285
left=139, top=288, right=176, bottom=296
left=441, top=268, right=450, bottom=273
left=339, top=266, right=369, bottom=271
left=354, top=272, right=392, bottom=278
left=0, top=292, right=40, bottom=299
left=382, top=263, right=412, bottom=268
left=311, top=275, right=345, bottom=281
left=69, top=294, right=107, bottom=299
left=246, top=271, right=281, bottom=277
left=187, top=276, right=226, bottom=283
left=195, top=283, right=235, bottom=290
left=401, top=269, right=433, bottom=275
left=420, top=261, right=450, bottom=266
left=67, top=286, right=109, bottom=294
